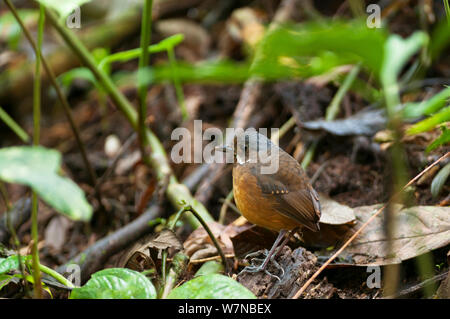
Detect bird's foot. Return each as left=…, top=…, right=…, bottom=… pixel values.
left=239, top=249, right=284, bottom=281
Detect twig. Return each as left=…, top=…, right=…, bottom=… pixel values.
left=384, top=271, right=448, bottom=299
left=292, top=151, right=450, bottom=299
left=185, top=205, right=227, bottom=270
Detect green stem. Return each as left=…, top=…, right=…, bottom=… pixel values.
left=30, top=4, right=45, bottom=299
left=185, top=206, right=227, bottom=270
left=161, top=206, right=186, bottom=284
left=0, top=107, right=30, bottom=143
left=138, top=0, right=153, bottom=164
left=38, top=264, right=75, bottom=288
left=325, top=64, right=361, bottom=121
left=44, top=7, right=213, bottom=229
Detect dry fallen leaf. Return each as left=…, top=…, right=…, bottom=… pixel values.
left=118, top=234, right=156, bottom=273
left=318, top=194, right=356, bottom=225
left=44, top=215, right=72, bottom=252
left=146, top=229, right=183, bottom=251
left=183, top=221, right=238, bottom=261
left=342, top=204, right=450, bottom=265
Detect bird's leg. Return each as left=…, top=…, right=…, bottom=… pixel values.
left=239, top=229, right=290, bottom=281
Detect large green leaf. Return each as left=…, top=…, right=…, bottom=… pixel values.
left=0, top=146, right=92, bottom=221
left=70, top=268, right=157, bottom=299
left=167, top=274, right=256, bottom=299
left=34, top=0, right=91, bottom=19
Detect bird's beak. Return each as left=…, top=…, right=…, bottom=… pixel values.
left=215, top=145, right=233, bottom=153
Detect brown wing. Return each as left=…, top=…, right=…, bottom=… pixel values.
left=252, top=155, right=321, bottom=232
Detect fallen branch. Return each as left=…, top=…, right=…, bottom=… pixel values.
left=57, top=205, right=161, bottom=284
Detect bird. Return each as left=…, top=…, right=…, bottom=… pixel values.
left=216, top=129, right=321, bottom=278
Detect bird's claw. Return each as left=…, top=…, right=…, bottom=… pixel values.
left=240, top=250, right=284, bottom=281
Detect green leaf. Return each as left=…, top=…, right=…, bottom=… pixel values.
left=380, top=32, right=428, bottom=87
left=167, top=274, right=256, bottom=299
left=403, top=86, right=450, bottom=118
left=98, top=34, right=184, bottom=73
left=59, top=67, right=97, bottom=88
left=0, top=146, right=92, bottom=221
left=0, top=255, right=30, bottom=275
left=34, top=0, right=91, bottom=19
left=70, top=268, right=156, bottom=299
left=431, top=162, right=450, bottom=198
left=0, top=274, right=15, bottom=290
left=426, top=126, right=450, bottom=152
left=146, top=21, right=388, bottom=85
left=407, top=106, right=450, bottom=135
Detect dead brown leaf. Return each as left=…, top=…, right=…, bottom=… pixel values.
left=341, top=204, right=450, bottom=265
left=183, top=221, right=238, bottom=261
left=44, top=215, right=72, bottom=252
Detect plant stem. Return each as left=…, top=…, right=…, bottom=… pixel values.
left=3, top=0, right=98, bottom=189
left=38, top=264, right=75, bottom=288
left=325, top=64, right=361, bottom=121
left=138, top=0, right=153, bottom=165
left=30, top=4, right=45, bottom=299
left=44, top=7, right=213, bottom=229
left=185, top=206, right=227, bottom=270
left=161, top=206, right=186, bottom=284
left=0, top=107, right=30, bottom=143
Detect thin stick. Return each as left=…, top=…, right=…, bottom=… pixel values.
left=292, top=151, right=450, bottom=299
left=185, top=205, right=227, bottom=270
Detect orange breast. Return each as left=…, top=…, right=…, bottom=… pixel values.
left=232, top=164, right=301, bottom=232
